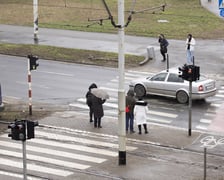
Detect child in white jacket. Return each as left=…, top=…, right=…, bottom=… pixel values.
left=134, top=98, right=148, bottom=134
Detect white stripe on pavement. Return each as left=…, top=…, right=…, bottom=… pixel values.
left=200, top=119, right=212, bottom=124
left=0, top=149, right=90, bottom=169
left=35, top=131, right=137, bottom=151
left=147, top=117, right=172, bottom=124
left=0, top=140, right=106, bottom=164
left=32, top=138, right=117, bottom=157
left=147, top=110, right=177, bottom=118
left=0, top=158, right=73, bottom=177
left=0, top=170, right=42, bottom=180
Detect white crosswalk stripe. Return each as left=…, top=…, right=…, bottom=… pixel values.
left=0, top=127, right=137, bottom=179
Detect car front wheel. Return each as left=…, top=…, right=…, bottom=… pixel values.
left=134, top=84, right=146, bottom=97
left=176, top=90, right=188, bottom=104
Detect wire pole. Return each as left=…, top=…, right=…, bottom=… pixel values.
left=28, top=59, right=32, bottom=115
left=33, top=0, right=38, bottom=40
left=118, top=0, right=126, bottom=165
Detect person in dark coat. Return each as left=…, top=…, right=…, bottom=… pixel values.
left=125, top=90, right=136, bottom=133
left=85, top=83, right=97, bottom=123
left=91, top=94, right=106, bottom=128
left=158, top=34, right=169, bottom=62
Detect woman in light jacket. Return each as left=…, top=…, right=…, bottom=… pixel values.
left=134, top=98, right=148, bottom=134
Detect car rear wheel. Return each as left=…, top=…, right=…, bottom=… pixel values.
left=176, top=90, right=188, bottom=104
left=134, top=84, right=146, bottom=97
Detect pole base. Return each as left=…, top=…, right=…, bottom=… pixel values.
left=188, top=129, right=191, bottom=136
left=118, top=151, right=126, bottom=165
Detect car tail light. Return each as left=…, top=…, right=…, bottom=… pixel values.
left=198, top=85, right=204, bottom=91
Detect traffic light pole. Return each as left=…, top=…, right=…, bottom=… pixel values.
left=188, top=80, right=192, bottom=136
left=27, top=59, right=32, bottom=115
left=22, top=139, right=27, bottom=180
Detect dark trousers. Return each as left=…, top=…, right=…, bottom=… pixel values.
left=89, top=106, right=94, bottom=121
left=126, top=113, right=134, bottom=131
left=94, top=117, right=101, bottom=127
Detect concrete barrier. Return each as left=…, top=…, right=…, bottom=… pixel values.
left=139, top=46, right=156, bottom=66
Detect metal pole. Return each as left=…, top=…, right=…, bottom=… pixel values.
left=166, top=54, right=169, bottom=72
left=188, top=80, right=192, bottom=136
left=118, top=0, right=126, bottom=165
left=28, top=59, right=32, bottom=115
left=33, top=0, right=38, bottom=40
left=22, top=140, right=27, bottom=180
left=204, top=147, right=207, bottom=180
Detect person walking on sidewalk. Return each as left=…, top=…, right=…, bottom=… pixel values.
left=186, top=33, right=196, bottom=65
left=158, top=34, right=169, bottom=62
left=125, top=90, right=136, bottom=134
left=134, top=98, right=148, bottom=135
left=85, top=83, right=98, bottom=123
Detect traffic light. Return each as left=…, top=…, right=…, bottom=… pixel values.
left=8, top=120, right=26, bottom=141
left=28, top=55, right=39, bottom=71
left=178, top=64, right=188, bottom=80
left=178, top=64, right=200, bottom=81
left=27, top=120, right=38, bottom=139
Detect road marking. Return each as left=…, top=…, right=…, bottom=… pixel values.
left=0, top=149, right=91, bottom=169
left=0, top=170, right=42, bottom=180
left=147, top=117, right=172, bottom=124
left=200, top=119, right=212, bottom=124
left=32, top=138, right=117, bottom=157
left=147, top=110, right=178, bottom=118
left=215, top=94, right=224, bottom=98
left=37, top=70, right=74, bottom=77
left=35, top=131, right=137, bottom=151
left=196, top=125, right=208, bottom=130
left=0, top=158, right=73, bottom=177
left=0, top=140, right=106, bottom=164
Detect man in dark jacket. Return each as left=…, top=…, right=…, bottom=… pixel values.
left=125, top=90, right=136, bottom=133
left=158, top=34, right=169, bottom=62
left=91, top=94, right=106, bottom=128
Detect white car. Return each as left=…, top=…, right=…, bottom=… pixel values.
left=129, top=68, right=216, bottom=104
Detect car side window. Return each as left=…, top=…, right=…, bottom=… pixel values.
left=151, top=73, right=167, bottom=81
left=167, top=73, right=184, bottom=83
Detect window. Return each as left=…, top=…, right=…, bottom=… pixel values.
left=167, top=73, right=184, bottom=83
left=151, top=73, right=167, bottom=81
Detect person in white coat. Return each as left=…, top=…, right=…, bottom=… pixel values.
left=134, top=98, right=148, bottom=134
left=186, top=33, right=196, bottom=65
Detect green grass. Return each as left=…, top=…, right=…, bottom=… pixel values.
left=0, top=0, right=223, bottom=39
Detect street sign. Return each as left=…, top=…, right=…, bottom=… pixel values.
left=220, top=9, right=224, bottom=17
left=219, top=0, right=224, bottom=9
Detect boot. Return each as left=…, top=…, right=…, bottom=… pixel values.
left=138, top=125, right=142, bottom=134
left=143, top=124, right=148, bottom=134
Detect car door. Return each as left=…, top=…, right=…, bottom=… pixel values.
left=165, top=73, right=185, bottom=97
left=147, top=72, right=168, bottom=95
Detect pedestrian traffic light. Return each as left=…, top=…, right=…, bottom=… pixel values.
left=28, top=55, right=39, bottom=71
left=179, top=64, right=200, bottom=82
left=8, top=120, right=26, bottom=141
left=178, top=64, right=188, bottom=80
left=27, top=120, right=39, bottom=139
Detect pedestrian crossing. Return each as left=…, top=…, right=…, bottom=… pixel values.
left=0, top=127, right=137, bottom=179
left=69, top=70, right=224, bottom=131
